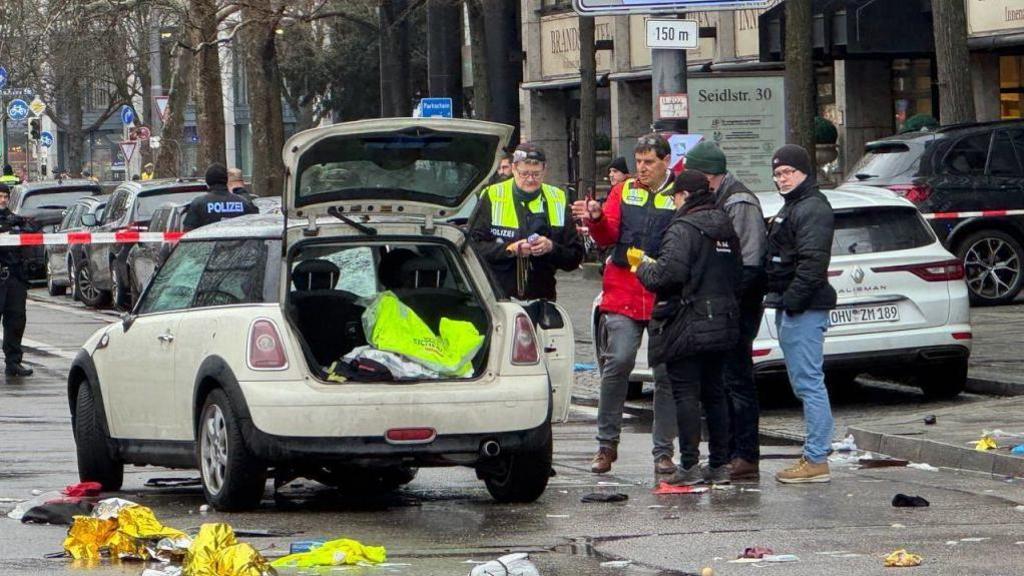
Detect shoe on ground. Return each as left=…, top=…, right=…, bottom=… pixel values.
left=703, top=464, right=731, bottom=485
left=775, top=457, right=830, bottom=484
left=654, top=455, right=677, bottom=475
left=591, top=446, right=617, bottom=474
left=5, top=364, right=32, bottom=377
left=729, top=457, right=760, bottom=481
left=665, top=464, right=704, bottom=486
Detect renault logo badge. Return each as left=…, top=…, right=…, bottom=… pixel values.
left=852, top=266, right=865, bottom=284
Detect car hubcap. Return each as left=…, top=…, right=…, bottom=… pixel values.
left=200, top=404, right=229, bottom=496
left=965, top=237, right=1021, bottom=299
left=78, top=267, right=99, bottom=302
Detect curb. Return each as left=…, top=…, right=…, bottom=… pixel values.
left=966, top=374, right=1024, bottom=397
left=847, top=425, right=1024, bottom=478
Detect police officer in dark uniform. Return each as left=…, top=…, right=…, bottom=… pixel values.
left=0, top=183, right=40, bottom=377
left=183, top=163, right=258, bottom=231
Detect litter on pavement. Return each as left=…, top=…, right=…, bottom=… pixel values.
left=738, top=546, right=773, bottom=559
left=892, top=494, right=930, bottom=507
left=186, top=523, right=274, bottom=575
left=21, top=501, right=93, bottom=525
left=144, top=477, right=202, bottom=488
left=831, top=435, right=858, bottom=452
left=1012, top=444, right=1024, bottom=455
left=652, top=482, right=709, bottom=495
left=469, top=552, right=540, bottom=576
left=62, top=482, right=103, bottom=497
left=907, top=463, right=939, bottom=472
left=580, top=492, right=628, bottom=503
left=270, top=537, right=386, bottom=568
left=599, top=559, right=633, bottom=568
left=924, top=415, right=937, bottom=425
left=883, top=549, right=922, bottom=567
left=63, top=503, right=190, bottom=562
left=973, top=435, right=998, bottom=451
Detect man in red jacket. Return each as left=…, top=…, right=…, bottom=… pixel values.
left=572, top=134, right=679, bottom=475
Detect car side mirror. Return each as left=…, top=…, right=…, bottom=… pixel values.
left=82, top=214, right=97, bottom=227
left=121, top=312, right=136, bottom=332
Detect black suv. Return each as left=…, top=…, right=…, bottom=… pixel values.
left=78, top=179, right=206, bottom=309
left=9, top=180, right=102, bottom=280
left=849, top=120, right=1024, bottom=305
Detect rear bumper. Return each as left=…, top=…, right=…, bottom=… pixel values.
left=754, top=344, right=970, bottom=377
left=241, top=418, right=551, bottom=466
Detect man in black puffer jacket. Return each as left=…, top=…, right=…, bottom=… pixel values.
left=764, top=144, right=837, bottom=485
left=634, top=170, right=741, bottom=487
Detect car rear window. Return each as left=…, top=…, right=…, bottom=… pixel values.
left=832, top=207, right=934, bottom=256
left=21, top=190, right=96, bottom=211
left=136, top=189, right=206, bottom=221
left=848, top=143, right=921, bottom=182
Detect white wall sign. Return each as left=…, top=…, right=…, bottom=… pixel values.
left=658, top=93, right=689, bottom=119
left=646, top=19, right=699, bottom=49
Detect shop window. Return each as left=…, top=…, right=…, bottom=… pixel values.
left=1000, top=56, right=1024, bottom=119
left=892, top=59, right=935, bottom=130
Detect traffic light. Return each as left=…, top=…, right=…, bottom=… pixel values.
left=29, top=119, right=40, bottom=141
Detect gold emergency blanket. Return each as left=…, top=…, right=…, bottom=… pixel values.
left=184, top=523, right=275, bottom=576
left=63, top=504, right=189, bottom=561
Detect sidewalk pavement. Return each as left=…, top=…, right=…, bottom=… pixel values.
left=964, top=304, right=1024, bottom=395
left=848, top=395, right=1024, bottom=478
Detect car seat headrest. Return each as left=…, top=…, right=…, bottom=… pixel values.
left=292, top=259, right=340, bottom=291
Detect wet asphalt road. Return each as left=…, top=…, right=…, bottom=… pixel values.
left=1, top=287, right=1023, bottom=575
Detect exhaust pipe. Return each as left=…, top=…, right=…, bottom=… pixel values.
left=481, top=440, right=501, bottom=457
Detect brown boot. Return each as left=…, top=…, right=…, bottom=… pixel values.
left=729, top=458, right=760, bottom=481
left=591, top=446, right=617, bottom=474
left=654, top=455, right=677, bottom=476
left=775, top=457, right=830, bottom=484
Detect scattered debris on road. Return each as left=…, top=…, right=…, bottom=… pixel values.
left=469, top=552, right=540, bottom=576
left=144, top=477, right=202, bottom=488
left=884, top=549, right=922, bottom=567
left=652, top=483, right=709, bottom=495
left=892, top=494, right=930, bottom=507
left=580, top=492, right=628, bottom=503
left=271, top=537, right=386, bottom=568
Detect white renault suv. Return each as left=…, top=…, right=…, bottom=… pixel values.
left=593, top=184, right=972, bottom=399
left=68, top=119, right=575, bottom=510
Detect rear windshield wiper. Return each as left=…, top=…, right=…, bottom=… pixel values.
left=327, top=205, right=377, bottom=236
left=854, top=173, right=878, bottom=180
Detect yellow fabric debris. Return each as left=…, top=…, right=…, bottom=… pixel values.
left=184, top=524, right=275, bottom=576
left=974, top=435, right=997, bottom=451
left=884, top=549, right=922, bottom=567
left=270, top=538, right=386, bottom=568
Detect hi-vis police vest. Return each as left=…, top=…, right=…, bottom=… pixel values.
left=611, top=176, right=676, bottom=268
left=482, top=178, right=567, bottom=241
left=0, top=175, right=19, bottom=187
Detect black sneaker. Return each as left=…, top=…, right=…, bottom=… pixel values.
left=5, top=364, right=33, bottom=377
left=702, top=464, right=731, bottom=485
left=665, top=464, right=703, bottom=486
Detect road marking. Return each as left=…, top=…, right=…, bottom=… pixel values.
left=28, top=296, right=118, bottom=322
left=17, top=336, right=79, bottom=361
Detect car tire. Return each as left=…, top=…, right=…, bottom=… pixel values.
left=74, top=383, right=123, bottom=491
left=197, top=389, right=267, bottom=511
left=68, top=256, right=80, bottom=301
left=917, top=360, right=968, bottom=400
left=46, top=260, right=66, bottom=296
left=483, top=425, right=552, bottom=503
left=76, top=262, right=110, bottom=308
left=957, top=230, right=1024, bottom=306
left=111, top=266, right=130, bottom=311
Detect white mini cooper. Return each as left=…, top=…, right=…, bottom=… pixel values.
left=69, top=119, right=575, bottom=510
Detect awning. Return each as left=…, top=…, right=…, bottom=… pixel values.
left=759, top=0, right=935, bottom=62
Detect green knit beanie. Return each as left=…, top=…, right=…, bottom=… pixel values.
left=684, top=141, right=727, bottom=175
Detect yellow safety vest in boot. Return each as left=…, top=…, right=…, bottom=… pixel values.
left=468, top=178, right=584, bottom=300
left=609, top=176, right=676, bottom=268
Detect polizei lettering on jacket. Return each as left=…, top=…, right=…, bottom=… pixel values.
left=208, top=201, right=245, bottom=214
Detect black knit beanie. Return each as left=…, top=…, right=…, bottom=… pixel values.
left=205, top=162, right=229, bottom=186
left=608, top=157, right=629, bottom=175
left=669, top=169, right=710, bottom=196
left=771, top=144, right=813, bottom=176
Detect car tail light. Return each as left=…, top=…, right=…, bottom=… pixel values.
left=872, top=259, right=964, bottom=282
left=828, top=269, right=843, bottom=278
left=752, top=348, right=772, bottom=358
left=887, top=184, right=932, bottom=203
left=952, top=332, right=972, bottom=340
left=511, top=314, right=539, bottom=365
left=248, top=319, right=288, bottom=369
left=386, top=428, right=436, bottom=443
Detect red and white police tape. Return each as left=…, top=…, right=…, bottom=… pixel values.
left=923, top=210, right=1024, bottom=221
left=0, top=231, right=183, bottom=246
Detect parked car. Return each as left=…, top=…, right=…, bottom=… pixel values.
left=77, top=179, right=206, bottom=309
left=45, top=194, right=110, bottom=297
left=9, top=179, right=102, bottom=280
left=69, top=118, right=574, bottom=511
left=252, top=195, right=282, bottom=214
left=592, top=184, right=972, bottom=399
left=125, top=202, right=188, bottom=308
left=849, top=120, right=1024, bottom=305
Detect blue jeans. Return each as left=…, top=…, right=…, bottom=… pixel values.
left=776, top=310, right=834, bottom=464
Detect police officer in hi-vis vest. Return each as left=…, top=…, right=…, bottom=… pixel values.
left=469, top=143, right=584, bottom=301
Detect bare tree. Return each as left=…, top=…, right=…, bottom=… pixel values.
left=156, top=33, right=194, bottom=178
left=932, top=0, right=976, bottom=124
left=239, top=0, right=285, bottom=196
left=190, top=0, right=227, bottom=166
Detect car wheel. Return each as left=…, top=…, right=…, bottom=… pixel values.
left=917, top=360, right=968, bottom=400
left=46, top=260, right=66, bottom=296
left=483, top=425, right=552, bottom=503
left=111, top=266, right=130, bottom=311
left=74, top=382, right=123, bottom=490
left=76, top=262, right=111, bottom=308
left=198, top=389, right=267, bottom=511
left=68, top=256, right=79, bottom=300
left=957, top=230, right=1024, bottom=306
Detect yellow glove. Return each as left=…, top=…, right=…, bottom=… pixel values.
left=626, top=247, right=645, bottom=271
